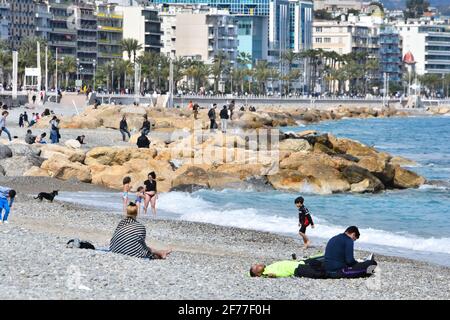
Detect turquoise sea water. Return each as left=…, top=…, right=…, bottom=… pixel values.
left=58, top=116, right=450, bottom=266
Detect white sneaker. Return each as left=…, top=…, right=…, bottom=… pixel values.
left=3, top=221, right=8, bottom=224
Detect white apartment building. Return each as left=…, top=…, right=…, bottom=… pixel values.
left=314, top=0, right=362, bottom=12
left=398, top=20, right=450, bottom=75
left=312, top=16, right=378, bottom=56
left=156, top=5, right=238, bottom=65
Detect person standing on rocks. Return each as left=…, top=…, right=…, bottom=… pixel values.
left=0, top=111, right=12, bottom=141
left=193, top=103, right=199, bottom=120
left=119, top=115, right=131, bottom=142
left=228, top=100, right=235, bottom=120
left=49, top=116, right=59, bottom=144
left=220, top=105, right=229, bottom=133
left=208, top=104, right=217, bottom=132
left=143, top=171, right=157, bottom=218
left=0, top=186, right=16, bottom=224
left=296, top=196, right=315, bottom=249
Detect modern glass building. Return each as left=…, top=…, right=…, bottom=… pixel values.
left=151, top=0, right=271, bottom=16
left=378, top=26, right=402, bottom=82
left=151, top=0, right=313, bottom=63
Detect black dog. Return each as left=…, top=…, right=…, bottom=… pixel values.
left=34, top=190, right=58, bottom=202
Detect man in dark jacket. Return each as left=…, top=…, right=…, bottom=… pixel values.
left=119, top=115, right=131, bottom=142
left=208, top=104, right=217, bottom=132
left=219, top=105, right=229, bottom=133
left=140, top=115, right=151, bottom=136
left=324, top=226, right=377, bottom=278
left=136, top=131, right=150, bottom=148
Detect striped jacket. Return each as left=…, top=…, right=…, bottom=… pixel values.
left=110, top=217, right=153, bottom=259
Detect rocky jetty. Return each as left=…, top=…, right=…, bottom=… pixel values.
left=1, top=128, right=425, bottom=194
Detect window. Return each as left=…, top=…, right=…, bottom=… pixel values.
left=315, top=38, right=322, bottom=43
left=324, top=38, right=331, bottom=43
left=315, top=27, right=322, bottom=32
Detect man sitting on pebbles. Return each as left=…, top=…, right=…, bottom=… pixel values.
left=110, top=203, right=172, bottom=260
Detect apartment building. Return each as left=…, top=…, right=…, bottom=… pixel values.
left=398, top=19, right=450, bottom=75
left=378, top=25, right=402, bottom=82
left=77, top=2, right=97, bottom=80
left=10, top=0, right=36, bottom=50
left=0, top=0, right=9, bottom=41
left=96, top=1, right=123, bottom=65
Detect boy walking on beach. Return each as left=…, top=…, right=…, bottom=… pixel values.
left=295, top=196, right=315, bottom=249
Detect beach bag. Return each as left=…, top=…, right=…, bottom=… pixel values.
left=66, top=238, right=96, bottom=250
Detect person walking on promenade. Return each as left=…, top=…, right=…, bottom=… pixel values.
left=0, top=111, right=12, bottom=141
left=120, top=115, right=131, bottom=142
left=220, top=105, right=229, bottom=133
left=208, top=104, right=217, bottom=132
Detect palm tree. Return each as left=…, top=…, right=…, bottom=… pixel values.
left=237, top=52, right=252, bottom=67
left=59, top=56, right=76, bottom=89
left=211, top=51, right=228, bottom=93
left=253, top=60, right=271, bottom=94
left=184, top=59, right=209, bottom=93
left=120, top=38, right=143, bottom=64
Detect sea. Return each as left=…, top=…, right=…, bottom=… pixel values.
left=57, top=115, right=450, bottom=267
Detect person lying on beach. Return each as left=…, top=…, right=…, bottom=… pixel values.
left=324, top=226, right=377, bottom=278
left=110, top=203, right=172, bottom=259
left=250, top=254, right=326, bottom=278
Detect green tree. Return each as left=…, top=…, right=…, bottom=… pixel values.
left=404, top=0, right=430, bottom=19
left=120, top=38, right=143, bottom=64
left=211, top=51, right=228, bottom=93
left=59, top=56, right=76, bottom=88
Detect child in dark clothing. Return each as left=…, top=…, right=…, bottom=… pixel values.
left=295, top=196, right=315, bottom=249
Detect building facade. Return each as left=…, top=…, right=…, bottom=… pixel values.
left=96, top=1, right=123, bottom=66
left=378, top=25, right=402, bottom=82
left=77, top=1, right=97, bottom=80
left=0, top=0, right=10, bottom=41
left=398, top=20, right=450, bottom=75
left=10, top=0, right=36, bottom=50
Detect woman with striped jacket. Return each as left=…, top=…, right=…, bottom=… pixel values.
left=110, top=203, right=171, bottom=259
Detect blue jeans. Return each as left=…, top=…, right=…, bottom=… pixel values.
left=50, top=130, right=58, bottom=143
left=0, top=198, right=10, bottom=222
left=120, top=129, right=131, bottom=141
left=0, top=127, right=11, bottom=141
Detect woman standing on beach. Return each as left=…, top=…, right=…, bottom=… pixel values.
left=143, top=171, right=158, bottom=217
left=0, top=111, right=12, bottom=141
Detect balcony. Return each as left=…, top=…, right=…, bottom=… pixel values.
left=98, top=52, right=122, bottom=58
left=49, top=40, right=77, bottom=47
left=98, top=25, right=122, bottom=32
left=98, top=39, right=121, bottom=46
left=52, top=27, right=77, bottom=35
left=96, top=13, right=123, bottom=19
left=78, top=36, right=97, bottom=42
left=77, top=47, right=97, bottom=53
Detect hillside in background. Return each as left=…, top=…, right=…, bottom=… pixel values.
left=380, top=0, right=450, bottom=14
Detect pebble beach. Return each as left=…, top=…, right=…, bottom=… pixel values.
left=1, top=176, right=449, bottom=300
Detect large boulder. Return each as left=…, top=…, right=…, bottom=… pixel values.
left=65, top=139, right=81, bottom=149
left=41, top=155, right=92, bottom=182
left=0, top=155, right=45, bottom=176
left=85, top=147, right=157, bottom=166
left=171, top=166, right=210, bottom=191
left=279, top=139, right=312, bottom=152
left=389, top=156, right=418, bottom=167
left=23, top=166, right=51, bottom=177
left=7, top=143, right=41, bottom=157
left=0, top=145, right=12, bottom=159
left=392, top=166, right=425, bottom=189
left=341, top=165, right=385, bottom=192
left=357, top=156, right=395, bottom=186
left=0, top=164, right=4, bottom=176
left=39, top=144, right=86, bottom=163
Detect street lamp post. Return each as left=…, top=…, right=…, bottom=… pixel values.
left=76, top=58, right=80, bottom=80
left=157, top=63, right=161, bottom=93
left=111, top=60, right=115, bottom=94
left=93, top=59, right=96, bottom=92
left=230, top=67, right=233, bottom=95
